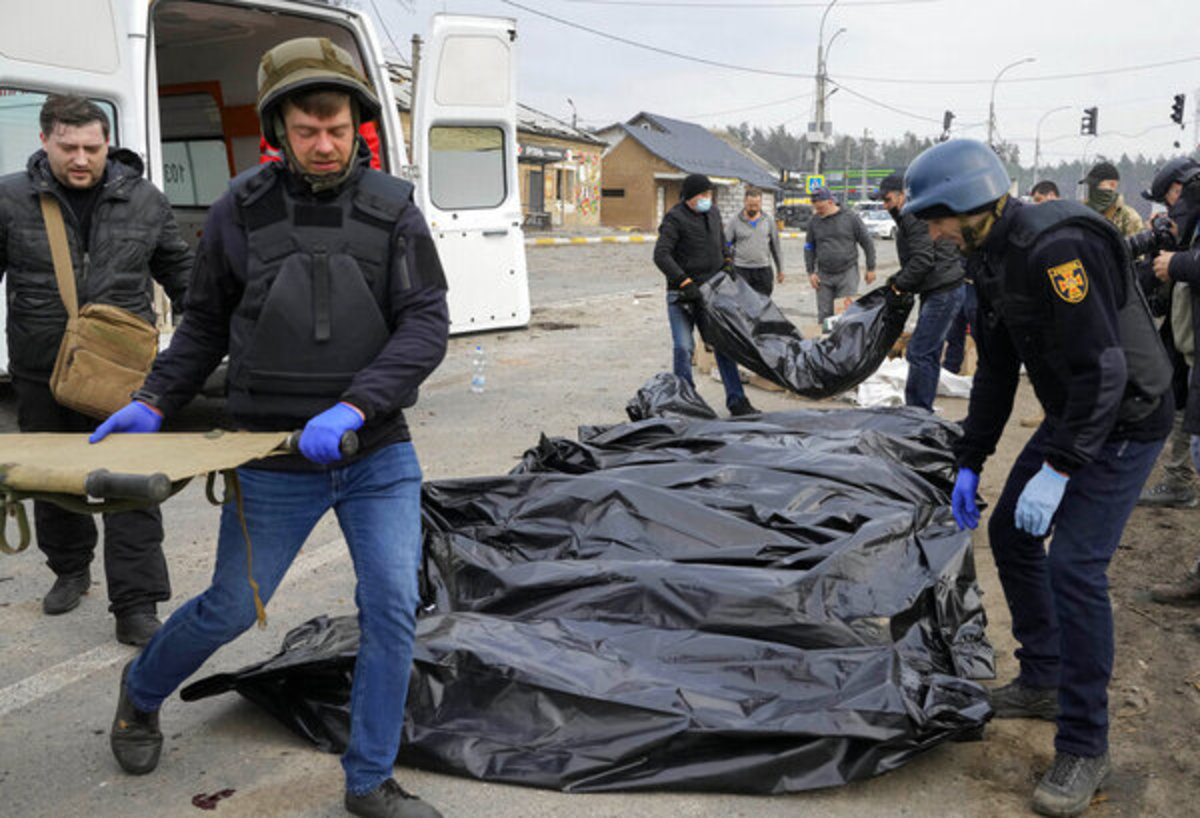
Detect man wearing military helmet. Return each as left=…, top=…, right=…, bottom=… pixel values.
left=905, top=139, right=1172, bottom=817
left=95, top=37, right=448, bottom=818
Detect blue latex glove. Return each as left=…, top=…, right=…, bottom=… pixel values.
left=299, top=402, right=364, bottom=465
left=89, top=401, right=163, bottom=443
left=951, top=467, right=981, bottom=530
left=1015, top=463, right=1069, bottom=537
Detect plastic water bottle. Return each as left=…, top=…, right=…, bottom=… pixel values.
left=469, top=344, right=487, bottom=393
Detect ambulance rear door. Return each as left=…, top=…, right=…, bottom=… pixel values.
left=411, top=14, right=529, bottom=333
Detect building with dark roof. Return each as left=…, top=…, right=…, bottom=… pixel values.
left=596, top=112, right=780, bottom=230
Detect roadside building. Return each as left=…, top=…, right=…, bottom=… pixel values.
left=391, top=66, right=603, bottom=231
left=595, top=112, right=780, bottom=231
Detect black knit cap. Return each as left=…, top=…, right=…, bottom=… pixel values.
left=680, top=173, right=713, bottom=201
left=1080, top=161, right=1119, bottom=184
left=873, top=171, right=904, bottom=199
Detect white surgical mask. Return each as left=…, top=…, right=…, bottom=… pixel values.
left=695, top=197, right=713, bottom=213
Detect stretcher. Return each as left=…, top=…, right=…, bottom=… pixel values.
left=0, top=430, right=356, bottom=555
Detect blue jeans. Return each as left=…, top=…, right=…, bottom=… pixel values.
left=125, top=443, right=424, bottom=795
left=988, top=426, right=1163, bottom=757
left=666, top=290, right=745, bottom=408
left=942, top=282, right=976, bottom=374
left=905, top=285, right=966, bottom=410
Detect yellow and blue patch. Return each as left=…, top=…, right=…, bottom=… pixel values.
left=1046, top=258, right=1088, bottom=304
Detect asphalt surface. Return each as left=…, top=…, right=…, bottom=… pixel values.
left=0, top=239, right=981, bottom=818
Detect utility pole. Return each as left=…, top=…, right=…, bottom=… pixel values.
left=843, top=137, right=851, bottom=201
left=861, top=128, right=870, bottom=204
left=988, top=57, right=1035, bottom=147
left=811, top=0, right=842, bottom=175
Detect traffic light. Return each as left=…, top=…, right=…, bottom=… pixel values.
left=1080, top=106, right=1098, bottom=136
left=1171, top=93, right=1186, bottom=126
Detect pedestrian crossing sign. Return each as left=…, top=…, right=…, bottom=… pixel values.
left=806, top=175, right=826, bottom=194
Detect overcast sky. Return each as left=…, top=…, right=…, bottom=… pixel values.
left=369, top=0, right=1198, bottom=168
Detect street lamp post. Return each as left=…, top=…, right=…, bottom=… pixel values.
left=1031, top=105, right=1070, bottom=187
left=987, top=57, right=1035, bottom=147
left=811, top=0, right=842, bottom=175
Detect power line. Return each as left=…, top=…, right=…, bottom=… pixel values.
left=838, top=55, right=1200, bottom=87
left=683, top=92, right=814, bottom=119
left=499, top=0, right=815, bottom=78
left=826, top=79, right=941, bottom=123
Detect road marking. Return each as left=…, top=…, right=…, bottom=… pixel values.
left=0, top=537, right=349, bottom=720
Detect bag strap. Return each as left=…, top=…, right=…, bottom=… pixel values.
left=38, top=193, right=78, bottom=319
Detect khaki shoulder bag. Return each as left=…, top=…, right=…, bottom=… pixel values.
left=41, top=194, right=159, bottom=419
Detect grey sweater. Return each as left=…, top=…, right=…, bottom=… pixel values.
left=726, top=211, right=783, bottom=271
left=804, top=207, right=876, bottom=276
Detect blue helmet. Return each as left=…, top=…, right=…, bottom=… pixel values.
left=902, top=139, right=1011, bottom=217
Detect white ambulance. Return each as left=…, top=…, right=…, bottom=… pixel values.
left=0, top=0, right=531, bottom=377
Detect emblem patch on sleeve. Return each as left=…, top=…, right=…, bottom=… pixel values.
left=1046, top=259, right=1088, bottom=303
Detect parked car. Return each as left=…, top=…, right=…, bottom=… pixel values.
left=777, top=204, right=813, bottom=230
left=860, top=208, right=896, bottom=240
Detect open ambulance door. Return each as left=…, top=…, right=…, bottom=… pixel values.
left=411, top=15, right=530, bottom=334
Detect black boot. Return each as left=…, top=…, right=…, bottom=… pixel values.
left=43, top=568, right=91, bottom=615
left=115, top=612, right=162, bottom=647
left=989, top=678, right=1059, bottom=720
left=110, top=660, right=163, bottom=775
left=1032, top=751, right=1110, bottom=816
left=728, top=397, right=760, bottom=417
left=345, top=779, right=443, bottom=818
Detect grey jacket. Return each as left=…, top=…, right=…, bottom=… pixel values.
left=0, top=149, right=192, bottom=379
left=726, top=211, right=782, bottom=271
left=804, top=207, right=875, bottom=276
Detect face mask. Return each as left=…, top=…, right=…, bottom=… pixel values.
left=957, top=195, right=1007, bottom=253
left=1087, top=186, right=1118, bottom=213
left=695, top=197, right=712, bottom=213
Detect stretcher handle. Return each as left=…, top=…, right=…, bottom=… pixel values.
left=282, top=430, right=359, bottom=459
left=84, top=469, right=172, bottom=503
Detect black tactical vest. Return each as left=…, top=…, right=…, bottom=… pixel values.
left=225, top=164, right=416, bottom=422
left=980, top=199, right=1172, bottom=424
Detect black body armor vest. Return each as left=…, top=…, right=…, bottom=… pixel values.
left=225, top=164, right=416, bottom=422
left=978, top=200, right=1172, bottom=424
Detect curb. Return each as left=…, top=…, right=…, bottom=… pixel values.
left=526, top=232, right=809, bottom=247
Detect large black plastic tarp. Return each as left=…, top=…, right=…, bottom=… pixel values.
left=182, top=402, right=993, bottom=794
left=696, top=270, right=913, bottom=398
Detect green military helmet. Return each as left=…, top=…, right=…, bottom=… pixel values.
left=256, top=36, right=381, bottom=148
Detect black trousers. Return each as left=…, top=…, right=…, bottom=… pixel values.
left=735, top=266, right=774, bottom=297
left=13, top=376, right=170, bottom=615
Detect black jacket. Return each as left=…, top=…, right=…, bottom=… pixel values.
left=141, top=148, right=449, bottom=465
left=955, top=198, right=1172, bottom=475
left=0, top=149, right=191, bottom=380
left=1166, top=229, right=1200, bottom=435
left=654, top=201, right=725, bottom=289
left=890, top=209, right=964, bottom=295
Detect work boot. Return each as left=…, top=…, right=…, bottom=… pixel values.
left=345, top=779, right=443, bottom=818
left=1137, top=481, right=1199, bottom=509
left=1032, top=751, right=1110, bottom=817
left=989, top=678, right=1059, bottom=720
left=42, top=568, right=91, bottom=615
left=115, top=612, right=162, bottom=647
left=1149, top=569, right=1200, bottom=606
left=728, top=397, right=760, bottom=417
left=110, top=660, right=162, bottom=775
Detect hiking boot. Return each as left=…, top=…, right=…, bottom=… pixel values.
left=728, top=397, right=760, bottom=417
left=989, top=679, right=1059, bottom=720
left=1032, top=751, right=1110, bottom=817
left=1137, top=481, right=1199, bottom=509
left=1149, top=570, right=1200, bottom=606
left=42, top=569, right=91, bottom=615
left=110, top=660, right=163, bottom=775
left=345, top=779, right=443, bottom=818
left=115, top=612, right=162, bottom=647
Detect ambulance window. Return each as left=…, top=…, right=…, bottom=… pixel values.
left=0, top=90, right=117, bottom=176
left=428, top=125, right=505, bottom=210
left=158, top=93, right=231, bottom=207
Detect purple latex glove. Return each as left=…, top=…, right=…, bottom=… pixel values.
left=951, top=467, right=980, bottom=530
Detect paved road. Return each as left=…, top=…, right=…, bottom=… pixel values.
left=0, top=237, right=981, bottom=818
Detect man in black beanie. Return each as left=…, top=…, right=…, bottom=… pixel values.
left=1081, top=162, right=1143, bottom=237
left=653, top=173, right=757, bottom=415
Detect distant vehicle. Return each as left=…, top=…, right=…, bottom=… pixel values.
left=860, top=208, right=896, bottom=240
left=854, top=200, right=887, bottom=213
left=777, top=203, right=813, bottom=230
